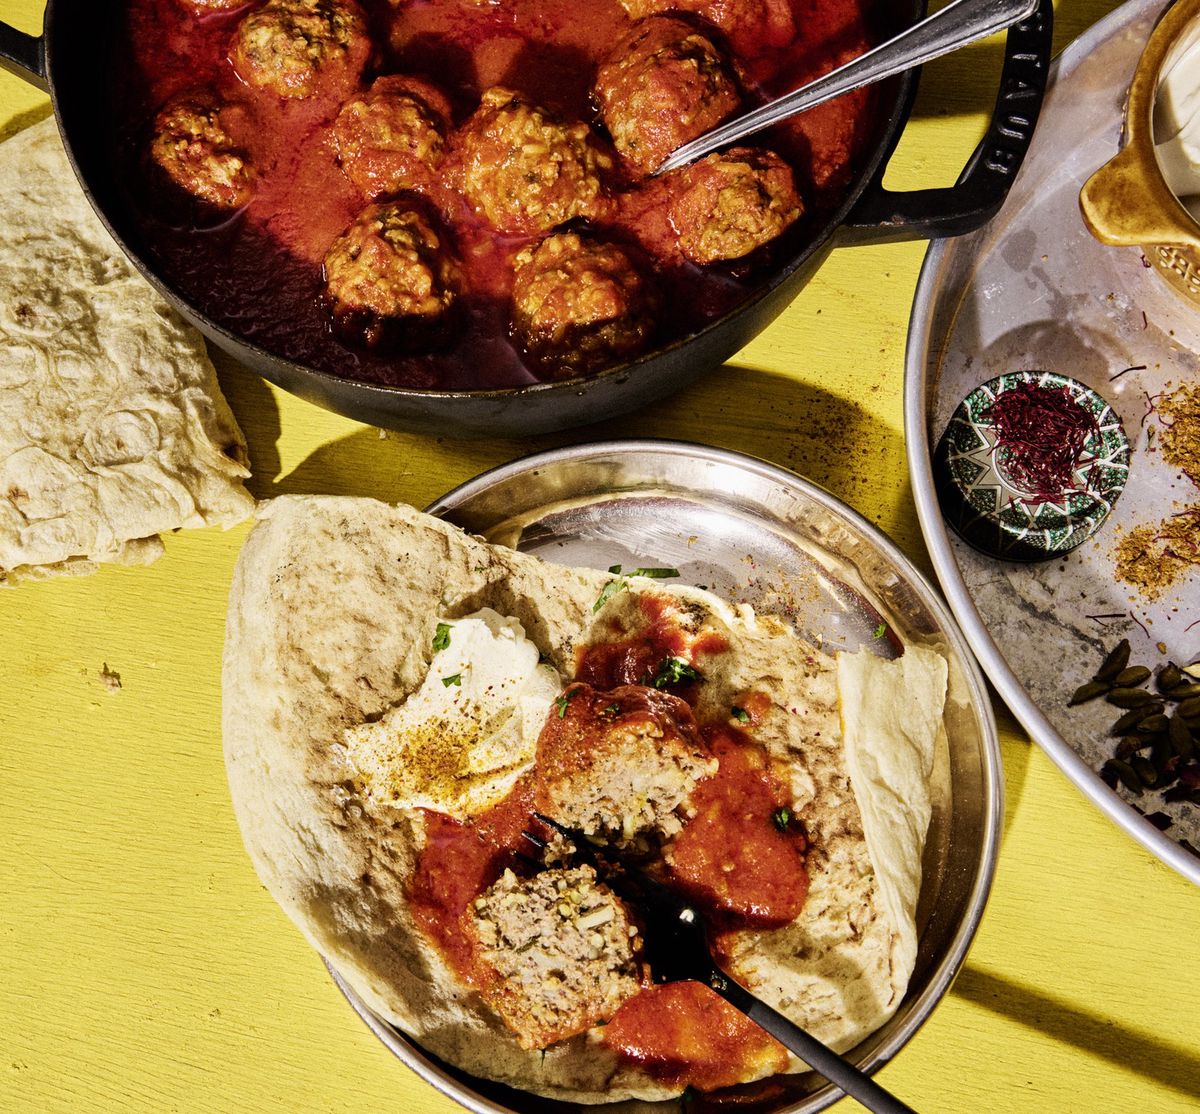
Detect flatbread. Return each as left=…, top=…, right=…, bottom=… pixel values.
left=0, top=117, right=253, bottom=584
left=222, top=495, right=946, bottom=1102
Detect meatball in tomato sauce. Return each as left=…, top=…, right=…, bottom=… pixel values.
left=451, top=87, right=614, bottom=236
left=149, top=94, right=254, bottom=211
left=177, top=0, right=250, bottom=12
left=332, top=75, right=453, bottom=199
left=229, top=0, right=371, bottom=100
left=618, top=0, right=795, bottom=55
left=511, top=232, right=657, bottom=379
left=533, top=683, right=717, bottom=844
left=668, top=147, right=802, bottom=264
left=595, top=16, right=740, bottom=178
left=322, top=202, right=457, bottom=351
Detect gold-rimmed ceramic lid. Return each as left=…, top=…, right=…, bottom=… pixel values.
left=1080, top=0, right=1200, bottom=254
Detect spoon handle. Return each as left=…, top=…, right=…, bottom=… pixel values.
left=709, top=967, right=918, bottom=1114
left=654, top=0, right=1040, bottom=175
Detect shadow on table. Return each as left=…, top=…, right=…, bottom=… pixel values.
left=0, top=102, right=52, bottom=143
left=216, top=359, right=910, bottom=521
left=952, top=967, right=1200, bottom=1102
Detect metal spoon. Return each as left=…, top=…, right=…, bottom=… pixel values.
left=654, top=0, right=1040, bottom=175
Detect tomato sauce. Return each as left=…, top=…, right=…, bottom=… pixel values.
left=602, top=981, right=790, bottom=1092
left=575, top=592, right=730, bottom=689
left=666, top=724, right=809, bottom=928
left=112, top=0, right=880, bottom=391
left=407, top=782, right=536, bottom=982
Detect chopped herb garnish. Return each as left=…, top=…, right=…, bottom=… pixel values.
left=592, top=578, right=628, bottom=613
left=441, top=673, right=462, bottom=687
left=771, top=806, right=792, bottom=832
left=629, top=567, right=680, bottom=579
left=602, top=702, right=621, bottom=717
left=554, top=691, right=576, bottom=718
left=432, top=622, right=451, bottom=652
left=651, top=656, right=702, bottom=688
left=873, top=622, right=887, bottom=640
left=731, top=705, right=751, bottom=724
left=608, top=564, right=623, bottom=574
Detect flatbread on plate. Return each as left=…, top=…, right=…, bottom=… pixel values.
left=223, top=495, right=946, bottom=1102
left=0, top=118, right=253, bottom=584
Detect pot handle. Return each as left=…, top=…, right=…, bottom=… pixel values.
left=841, top=0, right=1053, bottom=243
left=0, top=19, right=48, bottom=94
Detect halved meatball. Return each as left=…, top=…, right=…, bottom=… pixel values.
left=534, top=683, right=717, bottom=844
left=470, top=865, right=642, bottom=1050
left=618, top=0, right=795, bottom=54
left=149, top=95, right=254, bottom=210
left=322, top=202, right=456, bottom=350
left=511, top=233, right=657, bottom=379
left=668, top=147, right=802, bottom=264
left=452, top=87, right=613, bottom=235
left=332, top=75, right=452, bottom=199
left=595, top=16, right=740, bottom=178
left=229, top=0, right=370, bottom=100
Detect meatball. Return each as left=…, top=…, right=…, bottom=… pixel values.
left=322, top=202, right=456, bottom=350
left=469, top=865, right=642, bottom=1050
left=511, top=233, right=657, bottom=378
left=452, top=87, right=613, bottom=236
left=534, top=683, right=717, bottom=844
left=668, top=147, right=802, bottom=264
left=178, top=0, right=249, bottom=11
left=332, top=75, right=452, bottom=199
left=595, top=16, right=740, bottom=178
left=149, top=95, right=254, bottom=210
left=618, top=0, right=795, bottom=54
left=229, top=0, right=370, bottom=100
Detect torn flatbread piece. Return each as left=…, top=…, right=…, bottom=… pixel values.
left=223, top=495, right=947, bottom=1103
left=0, top=117, right=253, bottom=584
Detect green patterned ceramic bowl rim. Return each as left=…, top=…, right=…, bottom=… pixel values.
left=933, top=370, right=1131, bottom=561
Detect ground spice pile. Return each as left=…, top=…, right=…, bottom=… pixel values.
left=1114, top=509, right=1200, bottom=600
left=1158, top=381, right=1200, bottom=486
left=1112, top=382, right=1200, bottom=599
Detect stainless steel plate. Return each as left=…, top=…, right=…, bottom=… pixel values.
left=905, top=0, right=1200, bottom=886
left=329, top=440, right=1000, bottom=1114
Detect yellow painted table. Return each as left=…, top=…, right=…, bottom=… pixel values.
left=1, top=2, right=1197, bottom=1111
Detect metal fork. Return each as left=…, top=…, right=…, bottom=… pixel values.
left=526, top=815, right=917, bottom=1114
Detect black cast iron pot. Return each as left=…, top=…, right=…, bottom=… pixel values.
left=0, top=0, right=1053, bottom=437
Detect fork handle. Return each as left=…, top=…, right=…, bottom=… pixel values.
left=709, top=970, right=918, bottom=1114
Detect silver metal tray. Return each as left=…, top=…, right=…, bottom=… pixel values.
left=905, top=0, right=1200, bottom=885
left=329, top=440, right=1000, bottom=1114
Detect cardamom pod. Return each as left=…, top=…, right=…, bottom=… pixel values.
left=1094, top=639, right=1131, bottom=682
left=1107, top=687, right=1157, bottom=708
left=1069, top=680, right=1111, bottom=705
left=1157, top=663, right=1183, bottom=692
left=1114, top=665, right=1152, bottom=688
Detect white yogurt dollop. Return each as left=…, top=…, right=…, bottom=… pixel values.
left=343, top=608, right=562, bottom=819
